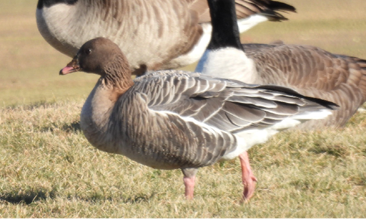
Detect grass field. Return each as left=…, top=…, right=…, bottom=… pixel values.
left=1, top=0, right=366, bottom=217
left=1, top=101, right=365, bottom=217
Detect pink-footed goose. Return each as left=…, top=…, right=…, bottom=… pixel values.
left=60, top=37, right=337, bottom=200
left=37, top=0, right=295, bottom=75
left=197, top=0, right=366, bottom=130
left=196, top=0, right=366, bottom=199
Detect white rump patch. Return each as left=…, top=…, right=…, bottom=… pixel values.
left=222, top=129, right=278, bottom=160
left=222, top=108, right=333, bottom=159
left=269, top=108, right=333, bottom=130
left=293, top=109, right=333, bottom=120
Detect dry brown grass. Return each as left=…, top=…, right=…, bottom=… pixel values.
left=0, top=100, right=365, bottom=217
left=1, top=0, right=366, bottom=217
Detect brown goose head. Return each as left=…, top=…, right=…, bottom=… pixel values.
left=59, top=37, right=130, bottom=77
left=60, top=37, right=134, bottom=92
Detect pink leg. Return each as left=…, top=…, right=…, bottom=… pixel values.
left=239, top=152, right=257, bottom=201
left=183, top=175, right=196, bottom=200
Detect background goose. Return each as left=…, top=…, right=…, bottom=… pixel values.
left=196, top=0, right=366, bottom=199
left=60, top=37, right=337, bottom=200
left=37, top=0, right=295, bottom=75
left=197, top=0, right=366, bottom=130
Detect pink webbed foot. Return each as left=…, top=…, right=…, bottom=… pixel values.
left=239, top=152, right=257, bottom=201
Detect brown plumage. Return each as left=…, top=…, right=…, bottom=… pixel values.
left=59, top=37, right=337, bottom=200
left=37, top=0, right=295, bottom=75
left=242, top=43, right=366, bottom=129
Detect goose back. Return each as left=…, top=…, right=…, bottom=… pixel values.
left=243, top=43, right=366, bottom=128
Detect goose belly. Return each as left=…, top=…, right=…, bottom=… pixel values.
left=36, top=7, right=79, bottom=57
left=36, top=2, right=201, bottom=71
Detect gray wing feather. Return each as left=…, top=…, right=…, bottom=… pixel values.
left=135, top=70, right=337, bottom=133
left=119, top=71, right=337, bottom=168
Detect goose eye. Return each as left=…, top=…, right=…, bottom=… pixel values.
left=85, top=48, right=92, bottom=55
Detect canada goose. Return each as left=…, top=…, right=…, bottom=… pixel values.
left=60, top=37, right=337, bottom=200
left=196, top=0, right=366, bottom=199
left=196, top=0, right=366, bottom=130
left=37, top=0, right=295, bottom=75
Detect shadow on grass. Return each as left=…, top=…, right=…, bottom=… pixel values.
left=1, top=188, right=154, bottom=205
left=39, top=121, right=82, bottom=133
left=308, top=144, right=349, bottom=158
left=61, top=121, right=82, bottom=133
left=123, top=193, right=155, bottom=203
left=70, top=193, right=155, bottom=204
left=0, top=189, right=57, bottom=205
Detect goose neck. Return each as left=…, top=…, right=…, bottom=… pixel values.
left=101, top=55, right=134, bottom=96
left=207, top=0, right=243, bottom=51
